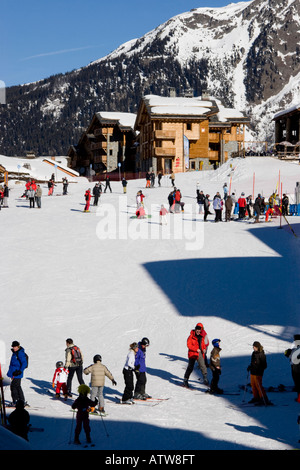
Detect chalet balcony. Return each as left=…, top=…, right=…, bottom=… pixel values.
left=155, top=130, right=176, bottom=140
left=209, top=133, right=221, bottom=143
left=208, top=150, right=219, bottom=160
left=91, top=141, right=107, bottom=151
left=153, top=147, right=176, bottom=157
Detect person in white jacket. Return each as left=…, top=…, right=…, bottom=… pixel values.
left=122, top=342, right=139, bottom=404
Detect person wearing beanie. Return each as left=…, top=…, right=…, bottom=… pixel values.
left=7, top=341, right=28, bottom=406
left=83, top=355, right=116, bottom=415
left=247, top=342, right=272, bottom=405
left=122, top=342, right=139, bottom=404
left=208, top=339, right=223, bottom=394
left=183, top=323, right=209, bottom=387
left=284, top=334, right=300, bottom=403
left=71, top=384, right=98, bottom=445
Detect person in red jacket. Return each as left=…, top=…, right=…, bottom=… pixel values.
left=84, top=189, right=91, bottom=212
left=238, top=192, right=247, bottom=219
left=183, top=323, right=209, bottom=387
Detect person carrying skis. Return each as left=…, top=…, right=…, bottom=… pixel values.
left=7, top=399, right=30, bottom=441
left=208, top=339, right=223, bottom=394
left=52, top=361, right=69, bottom=399
left=183, top=323, right=209, bottom=387
left=247, top=341, right=272, bottom=405
left=7, top=341, right=28, bottom=406
left=134, top=337, right=151, bottom=400
left=71, top=384, right=98, bottom=445
left=83, top=354, right=117, bottom=415
left=84, top=188, right=91, bottom=212
left=122, top=342, right=139, bottom=404
left=65, top=339, right=85, bottom=397
left=284, top=334, right=300, bottom=403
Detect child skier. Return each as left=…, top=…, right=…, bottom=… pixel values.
left=52, top=361, right=69, bottom=399
left=84, top=189, right=91, bottom=212
left=83, top=355, right=116, bottom=416
left=71, top=384, right=98, bottom=445
left=208, top=339, right=223, bottom=394
left=159, top=204, right=168, bottom=225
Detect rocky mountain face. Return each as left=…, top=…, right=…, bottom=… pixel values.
left=0, top=0, right=299, bottom=156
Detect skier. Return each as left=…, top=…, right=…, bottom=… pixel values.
left=27, top=185, right=36, bottom=208
left=84, top=188, right=91, bottom=212
left=7, top=341, right=28, bottom=406
left=62, top=177, right=69, bottom=195
left=238, top=192, right=247, bottom=219
left=213, top=192, right=222, bottom=222
left=71, top=384, right=98, bottom=445
left=284, top=334, right=300, bottom=403
left=134, top=337, right=151, bottom=400
left=183, top=323, right=209, bottom=387
left=7, top=399, right=30, bottom=441
left=121, top=177, right=128, bottom=194
left=52, top=361, right=69, bottom=399
left=83, top=355, right=117, bottom=415
left=208, top=339, right=223, bottom=394
left=157, top=172, right=162, bottom=187
left=282, top=194, right=289, bottom=216
left=92, top=183, right=101, bottom=206
left=159, top=204, right=168, bottom=225
left=225, top=195, right=233, bottom=221
left=247, top=341, right=272, bottom=405
left=35, top=184, right=42, bottom=208
left=223, top=183, right=228, bottom=200
left=197, top=190, right=205, bottom=214
left=3, top=184, right=9, bottom=207
left=204, top=194, right=211, bottom=221
left=246, top=195, right=253, bottom=218
left=253, top=194, right=263, bottom=223
left=104, top=175, right=112, bottom=193
left=122, top=342, right=139, bottom=404
left=65, top=339, right=85, bottom=397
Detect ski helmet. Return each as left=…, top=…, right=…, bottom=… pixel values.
left=212, top=339, right=221, bottom=348
left=56, top=361, right=63, bottom=368
left=141, top=337, right=150, bottom=346
left=93, top=354, right=102, bottom=363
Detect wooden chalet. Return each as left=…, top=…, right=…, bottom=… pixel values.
left=273, top=104, right=300, bottom=157
left=68, top=112, right=137, bottom=176
left=135, top=94, right=250, bottom=173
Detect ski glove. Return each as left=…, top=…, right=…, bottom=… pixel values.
left=13, top=370, right=22, bottom=376
left=112, top=380, right=117, bottom=386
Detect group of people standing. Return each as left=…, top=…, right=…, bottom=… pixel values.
left=22, top=179, right=42, bottom=208
left=0, top=183, right=9, bottom=208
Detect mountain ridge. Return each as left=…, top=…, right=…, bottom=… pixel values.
left=0, top=0, right=299, bottom=156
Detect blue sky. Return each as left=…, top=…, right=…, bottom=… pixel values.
left=1, top=0, right=244, bottom=87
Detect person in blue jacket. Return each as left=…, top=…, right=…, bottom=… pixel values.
left=7, top=341, right=28, bottom=406
left=133, top=337, right=151, bottom=400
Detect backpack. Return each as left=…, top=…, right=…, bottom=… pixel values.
left=16, top=347, right=29, bottom=369
left=70, top=346, right=83, bottom=365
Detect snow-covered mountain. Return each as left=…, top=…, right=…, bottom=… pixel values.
left=1, top=0, right=299, bottom=156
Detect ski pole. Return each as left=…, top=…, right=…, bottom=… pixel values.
left=242, top=371, right=249, bottom=403
left=68, top=409, right=75, bottom=444
left=99, top=411, right=109, bottom=438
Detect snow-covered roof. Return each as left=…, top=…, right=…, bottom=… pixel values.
left=144, top=94, right=215, bottom=117
left=274, top=103, right=300, bottom=119
left=95, top=112, right=137, bottom=129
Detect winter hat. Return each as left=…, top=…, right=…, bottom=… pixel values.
left=195, top=323, right=203, bottom=331
left=78, top=384, right=90, bottom=395
left=212, top=339, right=221, bottom=348
left=11, top=341, right=20, bottom=347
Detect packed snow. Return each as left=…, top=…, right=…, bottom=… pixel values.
left=1, top=155, right=300, bottom=451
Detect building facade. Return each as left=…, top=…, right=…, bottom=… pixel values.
left=68, top=112, right=137, bottom=176
left=134, top=94, right=250, bottom=173
left=273, top=104, right=300, bottom=155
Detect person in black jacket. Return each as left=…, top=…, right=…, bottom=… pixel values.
left=72, top=384, right=98, bottom=445
left=247, top=341, right=272, bottom=405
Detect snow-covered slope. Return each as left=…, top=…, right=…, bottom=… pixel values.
left=1, top=155, right=300, bottom=450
